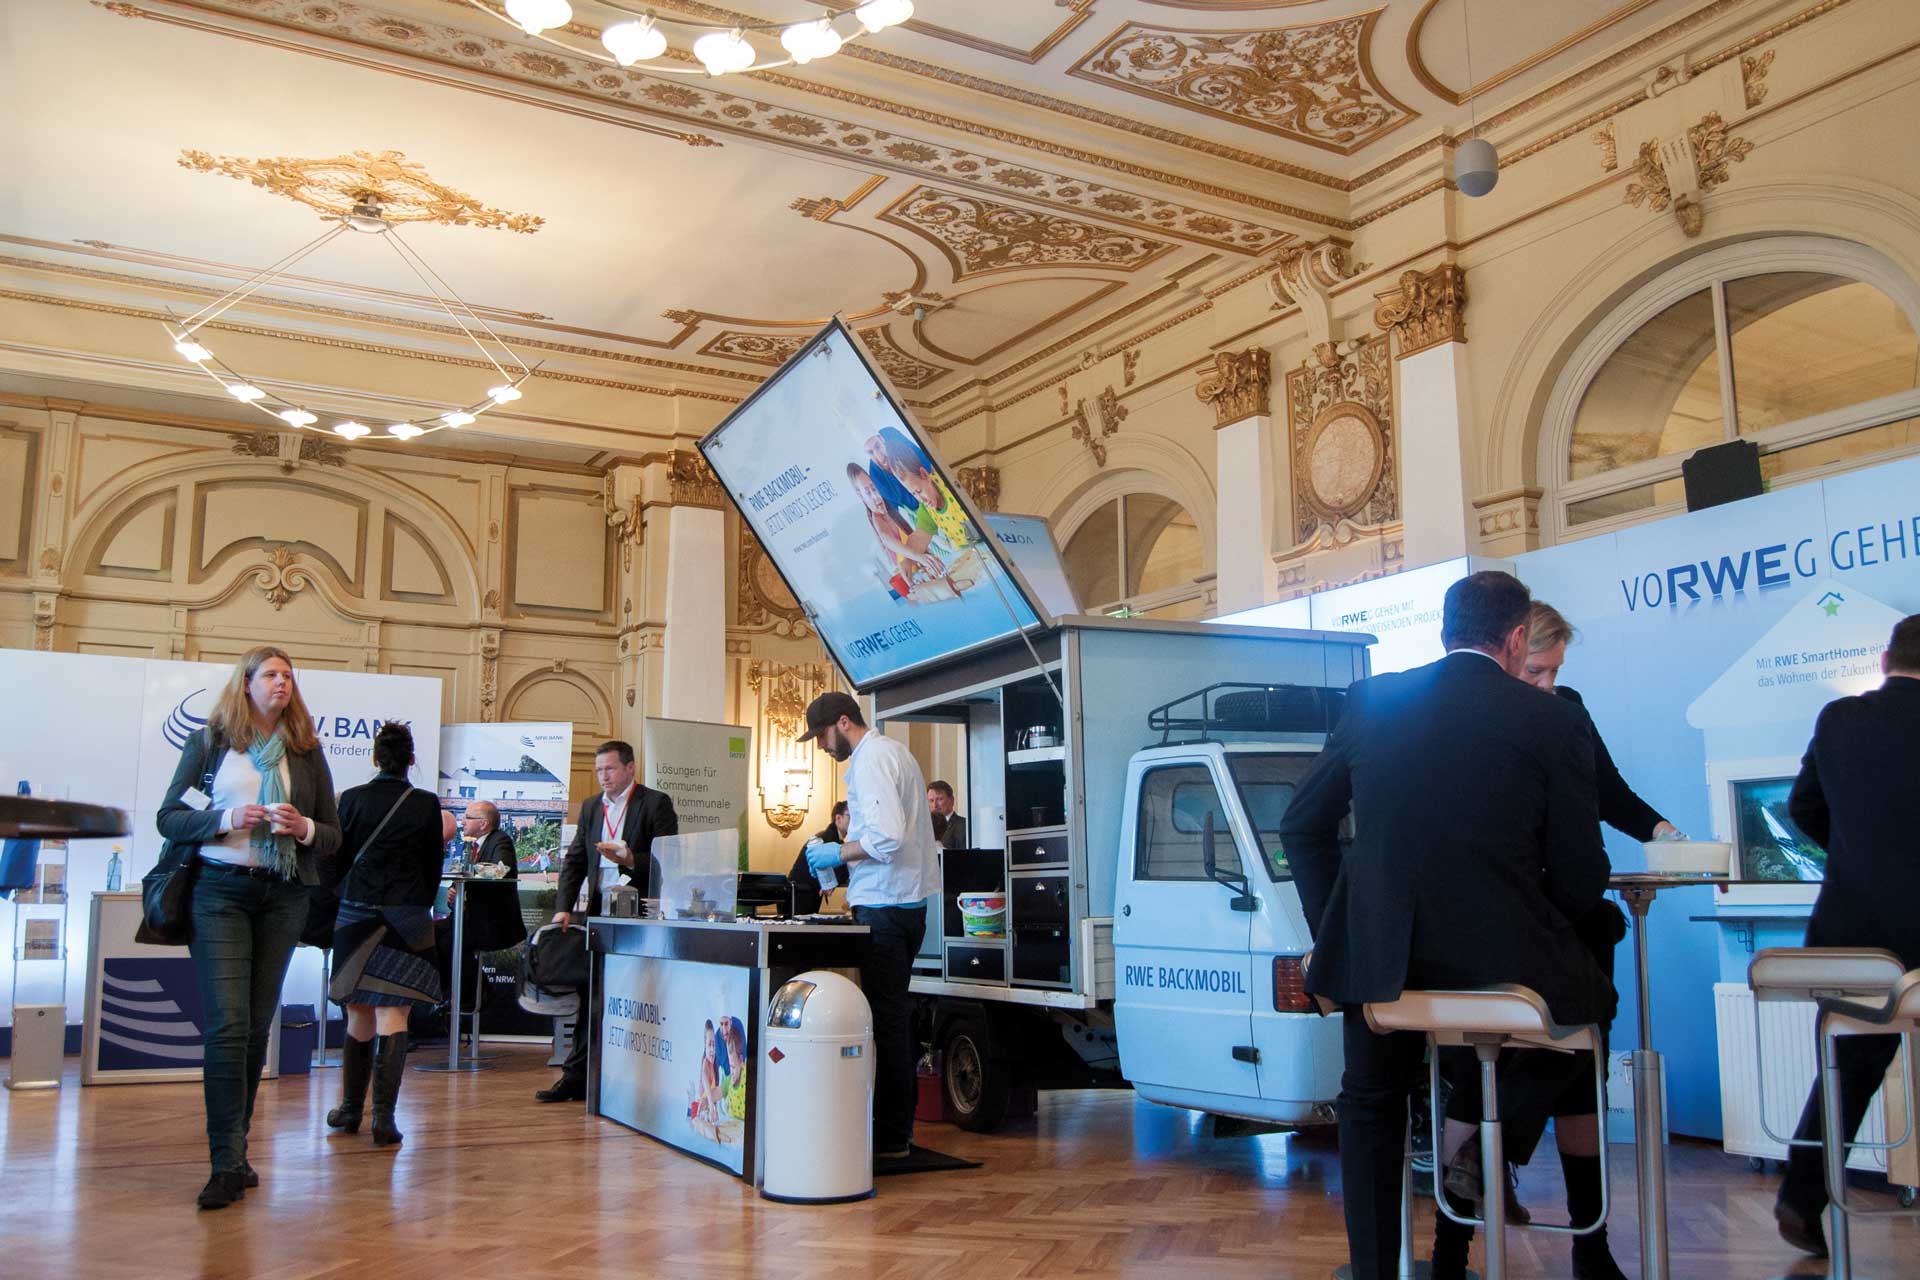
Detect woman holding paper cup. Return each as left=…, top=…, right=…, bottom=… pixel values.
left=154, top=645, right=341, bottom=1210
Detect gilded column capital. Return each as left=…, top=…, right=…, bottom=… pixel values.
left=665, top=448, right=726, bottom=509
left=1195, top=348, right=1272, bottom=427
left=955, top=465, right=1001, bottom=512
left=1373, top=264, right=1468, bottom=358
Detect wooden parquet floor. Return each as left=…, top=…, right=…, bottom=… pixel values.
left=1, top=1046, right=1912, bottom=1279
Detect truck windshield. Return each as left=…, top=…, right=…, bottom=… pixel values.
left=1224, top=752, right=1348, bottom=881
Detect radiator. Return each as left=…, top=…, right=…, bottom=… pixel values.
left=1714, top=983, right=1888, bottom=1170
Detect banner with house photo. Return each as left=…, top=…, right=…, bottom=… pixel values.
left=438, top=722, right=574, bottom=875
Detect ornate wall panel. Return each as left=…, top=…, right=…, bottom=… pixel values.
left=1070, top=10, right=1418, bottom=154
left=503, top=484, right=614, bottom=620
left=880, top=187, right=1176, bottom=279
left=189, top=479, right=368, bottom=594
left=87, top=489, right=177, bottom=580
left=0, top=424, right=40, bottom=576
left=379, top=511, right=454, bottom=604
left=1285, top=335, right=1398, bottom=542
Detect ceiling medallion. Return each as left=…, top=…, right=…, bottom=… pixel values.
left=179, top=148, right=543, bottom=233
left=477, top=0, right=912, bottom=77
left=165, top=158, right=537, bottom=445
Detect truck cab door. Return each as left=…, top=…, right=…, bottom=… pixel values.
left=1112, top=754, right=1260, bottom=1109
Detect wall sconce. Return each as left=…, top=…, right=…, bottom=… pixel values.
left=748, top=660, right=829, bottom=838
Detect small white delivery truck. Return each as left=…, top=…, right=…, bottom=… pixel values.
left=870, top=615, right=1369, bottom=1132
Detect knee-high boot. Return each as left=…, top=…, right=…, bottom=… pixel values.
left=371, top=1032, right=409, bottom=1148
left=1432, top=1185, right=1476, bottom=1280
left=325, top=1034, right=374, bottom=1133
left=1562, top=1150, right=1627, bottom=1280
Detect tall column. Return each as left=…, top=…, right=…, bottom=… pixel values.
left=1196, top=349, right=1276, bottom=615
left=1375, top=266, right=1472, bottom=567
left=659, top=451, right=726, bottom=723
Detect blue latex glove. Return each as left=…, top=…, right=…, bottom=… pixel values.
left=805, top=843, right=844, bottom=873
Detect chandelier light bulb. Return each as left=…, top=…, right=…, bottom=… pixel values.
left=441, top=410, right=477, bottom=428
left=504, top=0, right=572, bottom=36
left=334, top=421, right=371, bottom=440
left=781, top=17, right=843, bottom=64
left=277, top=408, right=317, bottom=427
left=174, top=338, right=212, bottom=362
left=694, top=28, right=755, bottom=75
left=227, top=383, right=266, bottom=402
left=855, top=0, right=913, bottom=33
left=602, top=16, right=667, bottom=65
left=388, top=423, right=424, bottom=440
left=489, top=383, right=523, bottom=404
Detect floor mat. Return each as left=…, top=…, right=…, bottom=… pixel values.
left=873, top=1144, right=984, bottom=1176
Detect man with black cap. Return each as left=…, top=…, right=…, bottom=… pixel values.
left=799, top=690, right=939, bottom=1162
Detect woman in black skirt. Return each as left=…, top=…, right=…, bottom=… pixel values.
left=325, top=722, right=445, bottom=1147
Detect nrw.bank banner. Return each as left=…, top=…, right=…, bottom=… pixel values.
left=0, top=649, right=441, bottom=1031
left=643, top=718, right=751, bottom=871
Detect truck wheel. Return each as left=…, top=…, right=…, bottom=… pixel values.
left=942, top=1017, right=1010, bottom=1133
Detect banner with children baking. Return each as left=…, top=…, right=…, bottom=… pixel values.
left=699, top=318, right=1045, bottom=690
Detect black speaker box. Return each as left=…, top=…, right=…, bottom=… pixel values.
left=1682, top=439, right=1764, bottom=512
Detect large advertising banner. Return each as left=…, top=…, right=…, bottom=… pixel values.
left=700, top=320, right=1043, bottom=690
left=599, top=953, right=751, bottom=1176
left=643, top=718, right=750, bottom=871
left=438, top=721, right=572, bottom=874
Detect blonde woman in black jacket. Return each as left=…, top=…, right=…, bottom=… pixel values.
left=154, top=645, right=341, bottom=1210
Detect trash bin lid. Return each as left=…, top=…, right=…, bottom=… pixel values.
left=767, top=969, right=871, bottom=1037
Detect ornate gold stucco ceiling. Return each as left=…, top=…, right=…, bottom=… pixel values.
left=0, top=0, right=1800, bottom=456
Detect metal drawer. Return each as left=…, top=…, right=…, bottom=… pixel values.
left=945, top=942, right=1006, bottom=984
left=1008, top=826, right=1069, bottom=868
left=1011, top=926, right=1071, bottom=988
left=1009, top=873, right=1070, bottom=930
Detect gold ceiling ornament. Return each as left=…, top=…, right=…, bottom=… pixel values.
left=1623, top=111, right=1753, bottom=238
left=955, top=465, right=1001, bottom=513
left=1372, top=264, right=1468, bottom=359
left=230, top=430, right=348, bottom=471
left=701, top=331, right=812, bottom=367
left=1070, top=11, right=1417, bottom=155
left=178, top=149, right=543, bottom=234
left=1196, top=347, right=1272, bottom=426
left=1286, top=335, right=1396, bottom=543
left=857, top=325, right=949, bottom=391
left=1122, top=349, right=1141, bottom=387
left=1070, top=384, right=1127, bottom=467
left=880, top=187, right=1174, bottom=279
left=1741, top=48, right=1775, bottom=109
left=1592, top=123, right=1620, bottom=173
left=603, top=481, right=643, bottom=572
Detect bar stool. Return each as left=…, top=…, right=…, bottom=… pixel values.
left=1364, top=985, right=1609, bottom=1280
left=1747, top=948, right=1911, bottom=1280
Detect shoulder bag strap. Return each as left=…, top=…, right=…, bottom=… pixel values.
left=357, top=786, right=420, bottom=854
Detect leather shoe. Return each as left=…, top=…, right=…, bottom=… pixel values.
left=535, top=1077, right=586, bottom=1103
left=1443, top=1140, right=1532, bottom=1225
left=241, top=1162, right=259, bottom=1189
left=1774, top=1197, right=1829, bottom=1258
left=196, top=1170, right=247, bottom=1210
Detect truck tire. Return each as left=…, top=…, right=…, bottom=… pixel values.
left=942, top=1016, right=1010, bottom=1133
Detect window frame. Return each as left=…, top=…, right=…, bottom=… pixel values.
left=1063, top=491, right=1208, bottom=618
left=1543, top=236, right=1920, bottom=543
left=1133, top=762, right=1243, bottom=884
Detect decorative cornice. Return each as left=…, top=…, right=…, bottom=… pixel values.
left=230, top=430, right=349, bottom=470
left=1373, top=264, right=1467, bottom=358
left=1196, top=348, right=1272, bottom=427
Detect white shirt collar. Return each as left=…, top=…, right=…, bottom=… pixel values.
left=1449, top=647, right=1506, bottom=668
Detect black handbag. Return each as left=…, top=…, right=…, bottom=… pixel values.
left=525, top=920, right=589, bottom=992
left=135, top=843, right=199, bottom=947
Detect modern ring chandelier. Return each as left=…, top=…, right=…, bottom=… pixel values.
left=162, top=199, right=534, bottom=444
left=476, top=0, right=914, bottom=76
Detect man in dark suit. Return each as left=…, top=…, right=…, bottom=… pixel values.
left=1279, top=570, right=1614, bottom=1280
left=927, top=780, right=968, bottom=850
left=536, top=739, right=678, bottom=1103
left=1773, top=613, right=1920, bottom=1257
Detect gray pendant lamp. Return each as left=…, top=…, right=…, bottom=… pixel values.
left=1452, top=0, right=1499, bottom=197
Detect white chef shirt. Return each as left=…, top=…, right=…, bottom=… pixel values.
left=843, top=730, right=940, bottom=909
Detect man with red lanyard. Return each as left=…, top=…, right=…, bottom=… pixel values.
left=537, top=739, right=678, bottom=1103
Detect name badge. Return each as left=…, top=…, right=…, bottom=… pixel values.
left=181, top=785, right=215, bottom=812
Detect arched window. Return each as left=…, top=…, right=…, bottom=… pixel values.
left=1544, top=237, right=1920, bottom=538
left=1061, top=493, right=1207, bottom=619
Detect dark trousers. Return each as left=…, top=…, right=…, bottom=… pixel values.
left=1337, top=1006, right=1430, bottom=1280
left=561, top=987, right=596, bottom=1084
left=1780, top=1032, right=1903, bottom=1214
left=187, top=864, right=309, bottom=1173
left=854, top=903, right=927, bottom=1154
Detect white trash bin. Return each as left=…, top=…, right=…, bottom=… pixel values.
left=761, top=969, right=874, bottom=1203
